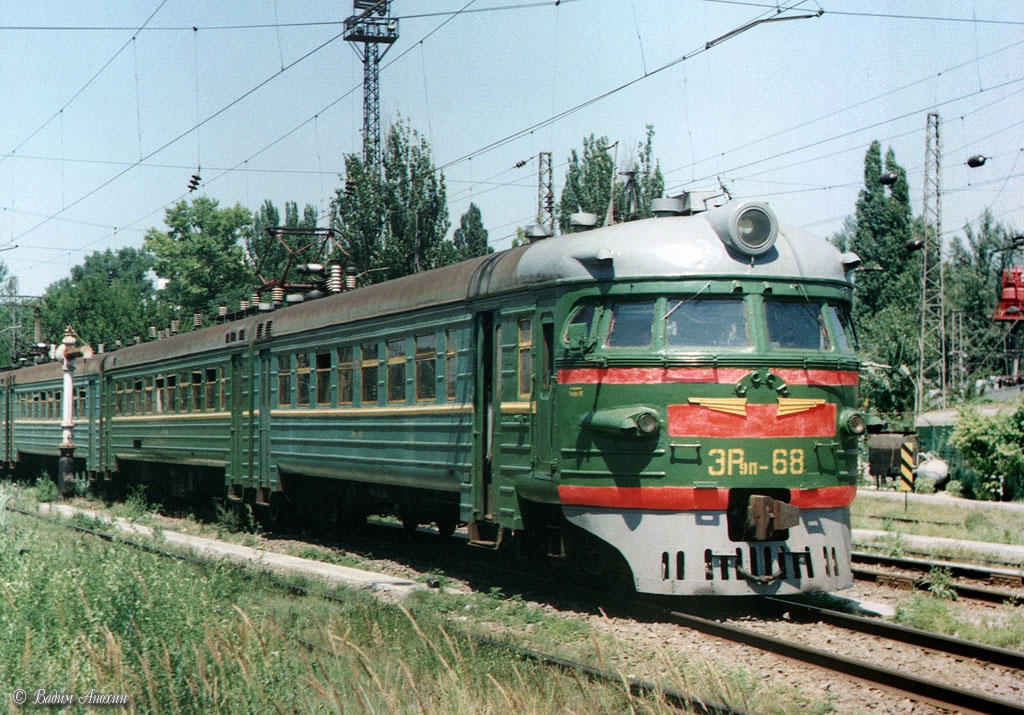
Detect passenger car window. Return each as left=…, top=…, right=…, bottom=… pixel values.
left=765, top=300, right=831, bottom=350
left=665, top=298, right=750, bottom=349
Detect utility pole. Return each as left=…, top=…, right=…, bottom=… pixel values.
left=537, top=151, right=553, bottom=233
left=344, top=1, right=398, bottom=172
left=917, top=111, right=946, bottom=413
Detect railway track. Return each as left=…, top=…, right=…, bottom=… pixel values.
left=852, top=550, right=1024, bottom=603
left=654, top=603, right=1024, bottom=715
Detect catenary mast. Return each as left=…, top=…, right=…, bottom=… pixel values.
left=344, top=1, right=398, bottom=172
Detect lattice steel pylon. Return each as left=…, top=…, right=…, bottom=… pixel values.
left=345, top=1, right=398, bottom=172
left=537, top=152, right=553, bottom=233
left=917, top=111, right=946, bottom=413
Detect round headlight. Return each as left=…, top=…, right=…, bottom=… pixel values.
left=635, top=412, right=659, bottom=435
left=844, top=412, right=867, bottom=435
left=735, top=207, right=774, bottom=252
left=706, top=201, right=779, bottom=257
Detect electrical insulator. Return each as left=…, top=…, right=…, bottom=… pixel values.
left=967, top=155, right=987, bottom=168
left=328, top=263, right=343, bottom=293
left=514, top=159, right=527, bottom=169
left=879, top=171, right=898, bottom=186
left=188, top=173, right=201, bottom=192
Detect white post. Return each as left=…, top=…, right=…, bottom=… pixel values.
left=55, top=327, right=79, bottom=497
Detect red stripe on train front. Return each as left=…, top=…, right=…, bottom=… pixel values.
left=789, top=485, right=857, bottom=508
left=772, top=369, right=858, bottom=386
left=558, top=367, right=857, bottom=386
left=558, top=485, right=730, bottom=510
left=558, top=484, right=856, bottom=510
left=667, top=402, right=836, bottom=438
left=558, top=367, right=751, bottom=384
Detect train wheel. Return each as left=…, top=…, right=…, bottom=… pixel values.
left=260, top=492, right=290, bottom=529
left=436, top=515, right=457, bottom=538
left=401, top=515, right=419, bottom=532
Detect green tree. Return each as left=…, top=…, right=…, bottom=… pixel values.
left=145, top=197, right=252, bottom=319
left=380, top=120, right=452, bottom=278
left=557, top=125, right=665, bottom=233
left=946, top=210, right=1022, bottom=389
left=244, top=200, right=320, bottom=287
left=331, top=119, right=452, bottom=283
left=841, top=142, right=919, bottom=415
left=452, top=203, right=492, bottom=261
left=558, top=134, right=615, bottom=233
left=35, top=247, right=163, bottom=348
left=0, top=264, right=22, bottom=364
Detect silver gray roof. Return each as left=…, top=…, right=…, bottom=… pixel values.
left=516, top=212, right=850, bottom=285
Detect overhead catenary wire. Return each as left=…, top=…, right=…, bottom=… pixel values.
left=0, top=0, right=170, bottom=172
left=11, top=1, right=1023, bottom=281
left=701, top=0, right=1024, bottom=26
left=17, top=0, right=488, bottom=271
left=12, top=26, right=352, bottom=243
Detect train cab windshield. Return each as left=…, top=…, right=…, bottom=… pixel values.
left=564, top=294, right=856, bottom=354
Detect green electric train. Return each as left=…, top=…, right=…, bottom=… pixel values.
left=1, top=197, right=867, bottom=596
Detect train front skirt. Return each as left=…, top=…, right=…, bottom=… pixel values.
left=563, top=505, right=853, bottom=596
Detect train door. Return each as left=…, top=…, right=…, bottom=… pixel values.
left=101, top=374, right=113, bottom=473
left=533, top=314, right=556, bottom=472
left=471, top=310, right=500, bottom=530
left=257, top=350, right=272, bottom=490
left=0, top=378, right=9, bottom=465
left=228, top=353, right=245, bottom=489
left=85, top=377, right=100, bottom=473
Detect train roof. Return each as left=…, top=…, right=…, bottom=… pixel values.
left=11, top=200, right=855, bottom=377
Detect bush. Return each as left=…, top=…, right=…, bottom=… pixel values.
left=945, top=479, right=963, bottom=498
left=34, top=475, right=58, bottom=503
left=949, top=403, right=1024, bottom=500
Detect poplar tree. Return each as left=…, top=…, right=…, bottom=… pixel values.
left=331, top=119, right=454, bottom=283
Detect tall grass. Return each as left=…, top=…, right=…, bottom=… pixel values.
left=0, top=511, right=726, bottom=713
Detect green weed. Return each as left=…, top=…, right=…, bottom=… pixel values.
left=34, top=474, right=58, bottom=503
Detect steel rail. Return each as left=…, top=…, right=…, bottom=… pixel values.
left=852, top=551, right=1024, bottom=603
left=766, top=598, right=1024, bottom=670
left=663, top=607, right=1024, bottom=715
left=853, top=551, right=1024, bottom=583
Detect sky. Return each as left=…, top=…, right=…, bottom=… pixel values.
left=0, top=0, right=1021, bottom=300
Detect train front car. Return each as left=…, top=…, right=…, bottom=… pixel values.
left=526, top=200, right=864, bottom=596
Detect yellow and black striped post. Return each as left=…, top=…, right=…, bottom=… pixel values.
left=899, top=440, right=915, bottom=493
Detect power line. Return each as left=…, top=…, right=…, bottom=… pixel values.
left=437, top=2, right=823, bottom=172
left=12, top=27, right=350, bottom=243
left=16, top=2, right=489, bottom=272
left=660, top=37, right=1024, bottom=182
left=0, top=1, right=582, bottom=32
left=667, top=75, right=1024, bottom=194
left=701, top=0, right=1024, bottom=25
left=0, top=0, right=170, bottom=172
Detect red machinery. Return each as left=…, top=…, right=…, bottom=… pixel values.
left=993, top=268, right=1024, bottom=321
